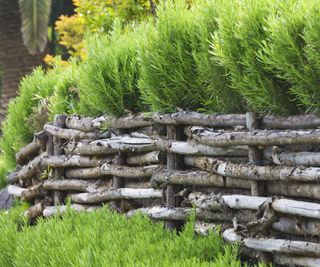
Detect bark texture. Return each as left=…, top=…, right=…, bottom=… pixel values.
left=185, top=157, right=320, bottom=182
left=223, top=228, right=320, bottom=257
left=15, top=140, right=40, bottom=165
left=70, top=188, right=162, bottom=203
left=185, top=126, right=320, bottom=147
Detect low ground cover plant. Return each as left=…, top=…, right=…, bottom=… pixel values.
left=0, top=206, right=247, bottom=267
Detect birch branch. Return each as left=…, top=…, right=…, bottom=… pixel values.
left=44, top=124, right=109, bottom=140
left=24, top=198, right=51, bottom=219
left=273, top=253, right=320, bottom=267
left=7, top=152, right=47, bottom=183
left=15, top=140, right=40, bottom=165
left=273, top=217, right=320, bottom=236
left=151, top=169, right=250, bottom=189
left=64, top=136, right=158, bottom=155
left=185, top=126, right=320, bottom=147
left=185, top=156, right=320, bottom=182
left=272, top=199, right=320, bottom=220
left=21, top=183, right=47, bottom=201
left=126, top=151, right=163, bottom=165
left=43, top=179, right=99, bottom=193
left=261, top=114, right=320, bottom=129
left=42, top=155, right=113, bottom=168
left=70, top=188, right=162, bottom=203
left=189, top=193, right=320, bottom=220
left=127, top=206, right=255, bottom=223
left=42, top=204, right=100, bottom=217
left=272, top=148, right=320, bottom=167
left=168, top=140, right=248, bottom=157
left=267, top=181, right=320, bottom=200
left=223, top=228, right=320, bottom=257
left=66, top=112, right=320, bottom=130
left=7, top=185, right=27, bottom=197
left=65, top=166, right=103, bottom=179
left=100, top=164, right=163, bottom=178
left=153, top=111, right=246, bottom=127
left=187, top=192, right=270, bottom=211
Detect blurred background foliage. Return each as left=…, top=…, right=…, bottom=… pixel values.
left=53, top=0, right=157, bottom=60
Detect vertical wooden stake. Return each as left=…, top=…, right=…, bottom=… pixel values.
left=165, top=125, right=181, bottom=230
left=111, top=154, right=125, bottom=212
left=246, top=112, right=265, bottom=196
left=52, top=114, right=67, bottom=205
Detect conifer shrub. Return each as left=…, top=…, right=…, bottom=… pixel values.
left=77, top=23, right=146, bottom=117
left=213, top=0, right=297, bottom=115
left=0, top=206, right=248, bottom=267
left=0, top=68, right=61, bottom=166
left=190, top=0, right=246, bottom=113
left=49, top=60, right=80, bottom=117
left=138, top=0, right=245, bottom=113
left=261, top=1, right=320, bottom=114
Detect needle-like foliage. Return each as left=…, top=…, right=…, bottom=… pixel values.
left=213, top=0, right=297, bottom=115
left=0, top=68, right=60, bottom=165
left=49, top=60, right=80, bottom=117
left=0, top=206, right=248, bottom=267
left=261, top=0, right=320, bottom=114
left=138, top=0, right=245, bottom=113
left=77, top=22, right=147, bottom=117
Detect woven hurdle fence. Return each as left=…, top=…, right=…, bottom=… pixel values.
left=7, top=111, right=320, bottom=266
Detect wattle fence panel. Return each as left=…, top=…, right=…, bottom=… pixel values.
left=8, top=111, right=320, bottom=266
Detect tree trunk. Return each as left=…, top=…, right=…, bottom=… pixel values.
left=0, top=0, right=45, bottom=122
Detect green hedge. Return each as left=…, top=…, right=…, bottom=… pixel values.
left=0, top=68, right=60, bottom=175
left=3, top=0, right=320, bottom=187
left=138, top=0, right=244, bottom=113
left=77, top=23, right=147, bottom=117
left=0, top=206, right=247, bottom=267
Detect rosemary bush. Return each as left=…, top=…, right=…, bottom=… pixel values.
left=138, top=0, right=243, bottom=112
left=0, top=206, right=246, bottom=267
left=77, top=22, right=146, bottom=117
left=0, top=68, right=61, bottom=165
left=261, top=0, right=320, bottom=114
left=213, top=0, right=297, bottom=114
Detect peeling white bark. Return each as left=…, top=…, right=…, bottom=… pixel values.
left=223, top=228, right=320, bottom=257
left=185, top=126, right=320, bottom=147
left=70, top=188, right=162, bottom=203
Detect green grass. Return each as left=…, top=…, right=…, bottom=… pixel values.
left=0, top=206, right=247, bottom=267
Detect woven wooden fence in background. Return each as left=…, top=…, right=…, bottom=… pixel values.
left=7, top=111, right=320, bottom=267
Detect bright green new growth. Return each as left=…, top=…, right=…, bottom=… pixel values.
left=77, top=22, right=146, bottom=117
left=0, top=206, right=247, bottom=267
left=213, top=0, right=297, bottom=114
